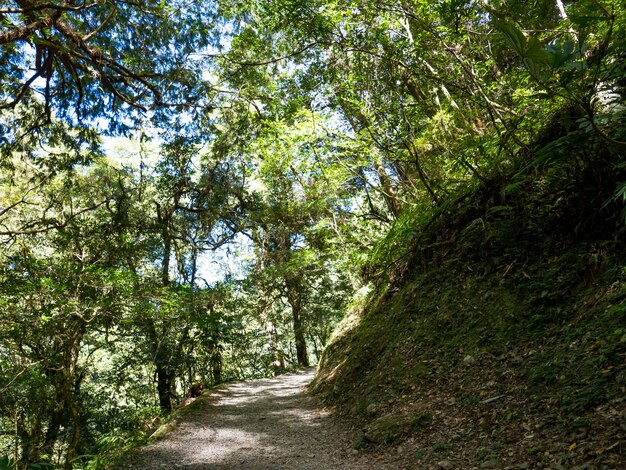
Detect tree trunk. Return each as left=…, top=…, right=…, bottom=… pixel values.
left=162, top=233, right=171, bottom=287
left=145, top=316, right=176, bottom=412
left=42, top=402, right=64, bottom=461
left=38, top=319, right=85, bottom=469
left=16, top=410, right=41, bottom=464
left=266, top=321, right=285, bottom=376
left=375, top=159, right=401, bottom=217
left=286, top=275, right=308, bottom=367
left=253, top=227, right=287, bottom=374
left=63, top=326, right=84, bottom=470
left=155, top=362, right=175, bottom=412
left=144, top=222, right=178, bottom=412
left=211, top=344, right=222, bottom=385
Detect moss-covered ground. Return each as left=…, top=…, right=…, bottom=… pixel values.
left=312, top=164, right=626, bottom=469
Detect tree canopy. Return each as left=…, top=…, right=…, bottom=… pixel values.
left=1, top=0, right=220, bottom=122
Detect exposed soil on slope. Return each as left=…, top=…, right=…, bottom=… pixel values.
left=114, top=368, right=408, bottom=469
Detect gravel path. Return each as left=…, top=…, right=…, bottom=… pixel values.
left=117, top=368, right=401, bottom=469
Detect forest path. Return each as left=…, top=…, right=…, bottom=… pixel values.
left=117, top=368, right=401, bottom=469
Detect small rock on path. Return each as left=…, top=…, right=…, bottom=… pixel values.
left=116, top=368, right=402, bottom=469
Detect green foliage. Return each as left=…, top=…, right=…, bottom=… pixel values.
left=603, top=181, right=626, bottom=225
left=1, top=0, right=625, bottom=467
left=0, top=457, right=15, bottom=470
left=0, top=457, right=54, bottom=470
left=0, top=0, right=220, bottom=134
left=72, top=433, right=149, bottom=470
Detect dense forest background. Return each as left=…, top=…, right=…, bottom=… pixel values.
left=0, top=0, right=624, bottom=468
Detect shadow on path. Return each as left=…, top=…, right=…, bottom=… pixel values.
left=116, top=369, right=399, bottom=469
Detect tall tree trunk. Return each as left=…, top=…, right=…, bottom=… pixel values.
left=253, top=227, right=286, bottom=374
left=147, top=220, right=177, bottom=412
left=266, top=321, right=285, bottom=376
left=286, top=275, right=308, bottom=367
left=155, top=362, right=175, bottom=412
left=211, top=344, right=222, bottom=385
left=63, top=326, right=84, bottom=470
left=375, top=159, right=401, bottom=217
left=162, top=233, right=171, bottom=287
left=146, top=317, right=175, bottom=412
left=41, top=400, right=64, bottom=462
left=40, top=320, right=85, bottom=469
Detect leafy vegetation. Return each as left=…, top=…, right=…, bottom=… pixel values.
left=1, top=0, right=625, bottom=468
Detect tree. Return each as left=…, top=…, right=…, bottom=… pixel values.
left=1, top=1, right=624, bottom=467
left=236, top=112, right=357, bottom=368
left=0, top=157, right=139, bottom=468
left=0, top=0, right=219, bottom=136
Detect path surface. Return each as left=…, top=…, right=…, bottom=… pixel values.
left=117, top=369, right=401, bottom=469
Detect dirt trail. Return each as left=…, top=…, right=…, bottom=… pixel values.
left=117, top=368, right=402, bottom=469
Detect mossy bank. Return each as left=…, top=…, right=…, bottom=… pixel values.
left=312, top=135, right=626, bottom=469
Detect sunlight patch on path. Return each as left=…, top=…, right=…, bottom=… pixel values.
left=118, top=368, right=399, bottom=469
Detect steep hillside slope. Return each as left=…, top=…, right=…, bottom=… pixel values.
left=312, top=142, right=626, bottom=468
